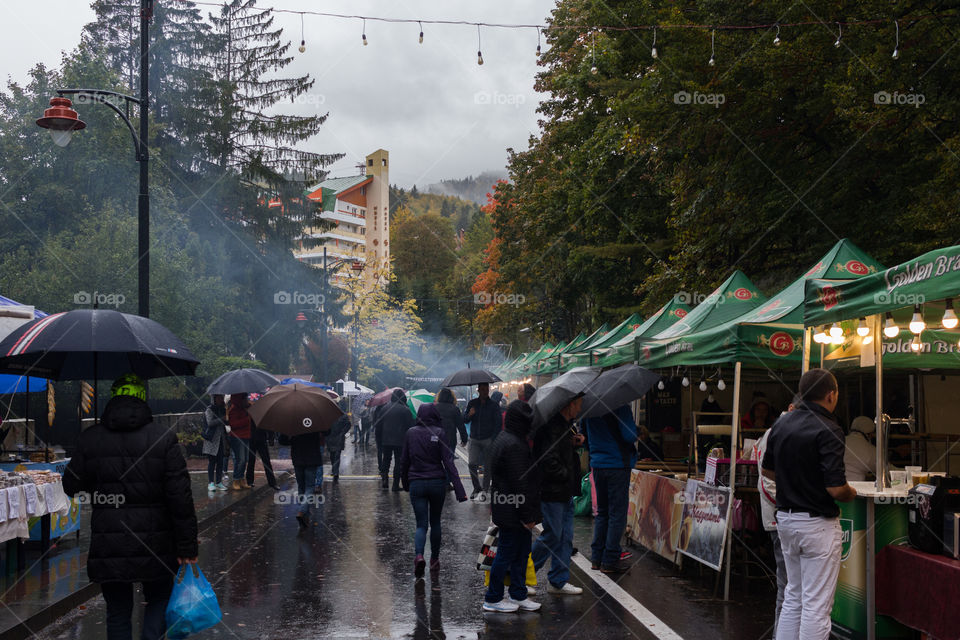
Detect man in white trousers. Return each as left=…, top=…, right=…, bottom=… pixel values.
left=761, top=368, right=857, bottom=640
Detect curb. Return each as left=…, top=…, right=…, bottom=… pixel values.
left=2, top=472, right=292, bottom=640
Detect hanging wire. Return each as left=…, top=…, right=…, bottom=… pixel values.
left=708, top=29, right=716, bottom=66
left=536, top=26, right=541, bottom=57
left=590, top=30, right=598, bottom=74
left=834, top=22, right=842, bottom=47
left=651, top=26, right=658, bottom=58
left=773, top=23, right=781, bottom=46
left=418, top=20, right=423, bottom=44
left=477, top=24, right=483, bottom=65
left=362, top=18, right=368, bottom=45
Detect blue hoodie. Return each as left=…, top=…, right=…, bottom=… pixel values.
left=584, top=405, right=638, bottom=469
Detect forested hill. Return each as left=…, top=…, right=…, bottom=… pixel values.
left=424, top=171, right=507, bottom=205
left=389, top=185, right=481, bottom=234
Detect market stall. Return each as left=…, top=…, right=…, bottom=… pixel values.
left=804, top=244, right=960, bottom=640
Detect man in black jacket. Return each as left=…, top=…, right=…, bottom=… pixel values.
left=63, top=373, right=198, bottom=640
left=291, top=428, right=327, bottom=528
left=484, top=400, right=542, bottom=613
left=379, top=389, right=414, bottom=490
left=435, top=388, right=468, bottom=451
left=531, top=393, right=585, bottom=595
left=465, top=382, right=500, bottom=500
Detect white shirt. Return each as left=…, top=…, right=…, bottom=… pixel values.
left=844, top=432, right=877, bottom=482
left=755, top=429, right=777, bottom=531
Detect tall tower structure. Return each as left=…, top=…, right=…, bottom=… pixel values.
left=364, top=149, right=390, bottom=287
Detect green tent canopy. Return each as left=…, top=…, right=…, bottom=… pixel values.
left=653, top=271, right=766, bottom=341
left=606, top=239, right=883, bottom=370
left=595, top=298, right=694, bottom=367
left=560, top=313, right=644, bottom=370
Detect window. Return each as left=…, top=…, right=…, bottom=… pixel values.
left=382, top=158, right=387, bottom=166
left=368, top=158, right=373, bottom=167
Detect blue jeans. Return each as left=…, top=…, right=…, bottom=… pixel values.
left=313, top=446, right=325, bottom=487
left=410, top=478, right=447, bottom=557
left=295, top=465, right=319, bottom=517
left=591, top=467, right=630, bottom=567
left=485, top=526, right=531, bottom=603
left=101, top=578, right=173, bottom=640
left=229, top=436, right=250, bottom=480
left=532, top=498, right=575, bottom=588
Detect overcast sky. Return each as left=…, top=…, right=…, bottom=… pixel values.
left=3, top=1, right=556, bottom=188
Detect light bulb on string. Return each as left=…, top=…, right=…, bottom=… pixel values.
left=699, top=379, right=708, bottom=392
left=863, top=334, right=874, bottom=346
left=909, top=305, right=926, bottom=334
left=590, top=30, right=598, bottom=74
left=857, top=317, right=870, bottom=337
left=892, top=20, right=899, bottom=59
left=536, top=27, right=541, bottom=57
left=813, top=326, right=827, bottom=343
left=911, top=334, right=922, bottom=352
left=657, top=379, right=665, bottom=391
left=681, top=373, right=690, bottom=387
left=708, top=29, right=716, bottom=66
left=883, top=312, right=900, bottom=338
left=943, top=299, right=958, bottom=329
left=773, top=24, right=781, bottom=46
left=707, top=391, right=716, bottom=403
left=477, top=25, right=483, bottom=65
left=717, top=376, right=726, bottom=391
left=829, top=323, right=843, bottom=338
left=298, top=12, right=305, bottom=53
left=651, top=26, right=658, bottom=59
left=834, top=22, right=842, bottom=48
left=362, top=19, right=368, bottom=46
left=419, top=21, right=424, bottom=44
left=831, top=332, right=845, bottom=345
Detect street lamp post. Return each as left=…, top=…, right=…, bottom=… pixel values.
left=36, top=0, right=153, bottom=317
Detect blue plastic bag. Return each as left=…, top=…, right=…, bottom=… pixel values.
left=165, top=564, right=222, bottom=639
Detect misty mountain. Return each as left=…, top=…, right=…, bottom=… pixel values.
left=425, top=171, right=507, bottom=205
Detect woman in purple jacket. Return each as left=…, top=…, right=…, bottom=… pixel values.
left=398, top=403, right=468, bottom=579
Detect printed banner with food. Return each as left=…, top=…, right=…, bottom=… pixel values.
left=626, top=470, right=685, bottom=563
left=677, top=479, right=732, bottom=571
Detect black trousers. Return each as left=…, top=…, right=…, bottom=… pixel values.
left=101, top=578, right=173, bottom=640
left=379, top=445, right=402, bottom=487
left=246, top=438, right=277, bottom=487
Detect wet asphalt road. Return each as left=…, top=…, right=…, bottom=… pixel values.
left=36, top=441, right=775, bottom=639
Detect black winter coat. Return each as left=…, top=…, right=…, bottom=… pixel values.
left=326, top=414, right=351, bottom=452
left=435, top=401, right=467, bottom=449
left=63, top=396, right=198, bottom=583
left=488, top=426, right=541, bottom=529
left=290, top=431, right=325, bottom=467
left=379, top=391, right=414, bottom=448
left=533, top=412, right=582, bottom=503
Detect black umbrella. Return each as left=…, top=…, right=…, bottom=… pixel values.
left=440, top=367, right=502, bottom=387
left=206, top=368, right=278, bottom=396
left=530, top=366, right=600, bottom=427
left=0, top=309, right=199, bottom=380
left=579, top=364, right=661, bottom=419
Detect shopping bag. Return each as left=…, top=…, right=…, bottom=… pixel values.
left=573, top=472, right=593, bottom=517
left=482, top=554, right=537, bottom=587
left=477, top=523, right=499, bottom=571
left=165, top=564, right=222, bottom=639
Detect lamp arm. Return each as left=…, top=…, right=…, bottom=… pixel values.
left=56, top=89, right=143, bottom=160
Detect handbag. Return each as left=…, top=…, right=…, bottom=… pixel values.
left=165, top=564, right=222, bottom=639
left=476, top=523, right=499, bottom=571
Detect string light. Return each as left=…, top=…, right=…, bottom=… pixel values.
left=909, top=305, right=925, bottom=334
left=911, top=334, right=922, bottom=352
left=892, top=19, right=899, bottom=59
left=477, top=24, right=484, bottom=65
left=298, top=12, right=305, bottom=53
left=943, top=299, right=958, bottom=329
left=834, top=22, right=842, bottom=47
left=813, top=326, right=826, bottom=343
left=716, top=372, right=726, bottom=391
left=829, top=323, right=843, bottom=338
left=657, top=378, right=665, bottom=390
left=708, top=29, right=716, bottom=66
left=681, top=372, right=690, bottom=387
left=536, top=27, right=541, bottom=57
left=651, top=26, right=658, bottom=58
left=773, top=24, right=781, bottom=46
left=884, top=312, right=900, bottom=338
left=857, top=317, right=870, bottom=336
left=362, top=18, right=368, bottom=45
left=419, top=21, right=424, bottom=44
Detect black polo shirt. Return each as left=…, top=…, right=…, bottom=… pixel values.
left=761, top=401, right=847, bottom=518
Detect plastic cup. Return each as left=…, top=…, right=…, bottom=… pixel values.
left=889, top=470, right=907, bottom=486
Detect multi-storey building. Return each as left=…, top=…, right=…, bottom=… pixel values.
left=294, top=149, right=390, bottom=289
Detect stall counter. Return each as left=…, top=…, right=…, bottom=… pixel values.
left=0, top=461, right=81, bottom=541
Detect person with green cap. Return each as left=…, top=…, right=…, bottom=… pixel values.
left=64, top=373, right=199, bottom=640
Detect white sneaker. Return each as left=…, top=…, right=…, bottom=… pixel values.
left=508, top=597, right=542, bottom=612
left=474, top=493, right=488, bottom=503
left=207, top=482, right=216, bottom=491
left=547, top=583, right=583, bottom=595
left=483, top=599, right=519, bottom=613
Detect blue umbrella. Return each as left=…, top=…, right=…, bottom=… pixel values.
left=279, top=377, right=333, bottom=390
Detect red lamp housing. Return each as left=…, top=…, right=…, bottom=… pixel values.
left=36, top=97, right=86, bottom=132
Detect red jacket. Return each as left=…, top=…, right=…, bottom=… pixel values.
left=227, top=397, right=252, bottom=439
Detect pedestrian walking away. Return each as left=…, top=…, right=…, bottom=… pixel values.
left=397, top=403, right=467, bottom=578
left=290, top=428, right=327, bottom=528
left=326, top=402, right=352, bottom=483
left=583, top=404, right=637, bottom=574
left=435, top=388, right=468, bottom=452
left=379, top=388, right=414, bottom=491
left=762, top=369, right=857, bottom=640
left=531, top=391, right=585, bottom=594
left=202, top=394, right=230, bottom=491
left=227, top=393, right=254, bottom=490
left=63, top=373, right=199, bottom=640
left=465, top=382, right=500, bottom=500
left=483, top=400, right=542, bottom=613
left=245, top=419, right=278, bottom=490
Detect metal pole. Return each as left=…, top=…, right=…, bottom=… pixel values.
left=321, top=247, right=328, bottom=384
left=802, top=326, right=812, bottom=373
left=137, top=0, right=151, bottom=318
left=723, top=361, right=742, bottom=601
left=874, top=314, right=886, bottom=492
